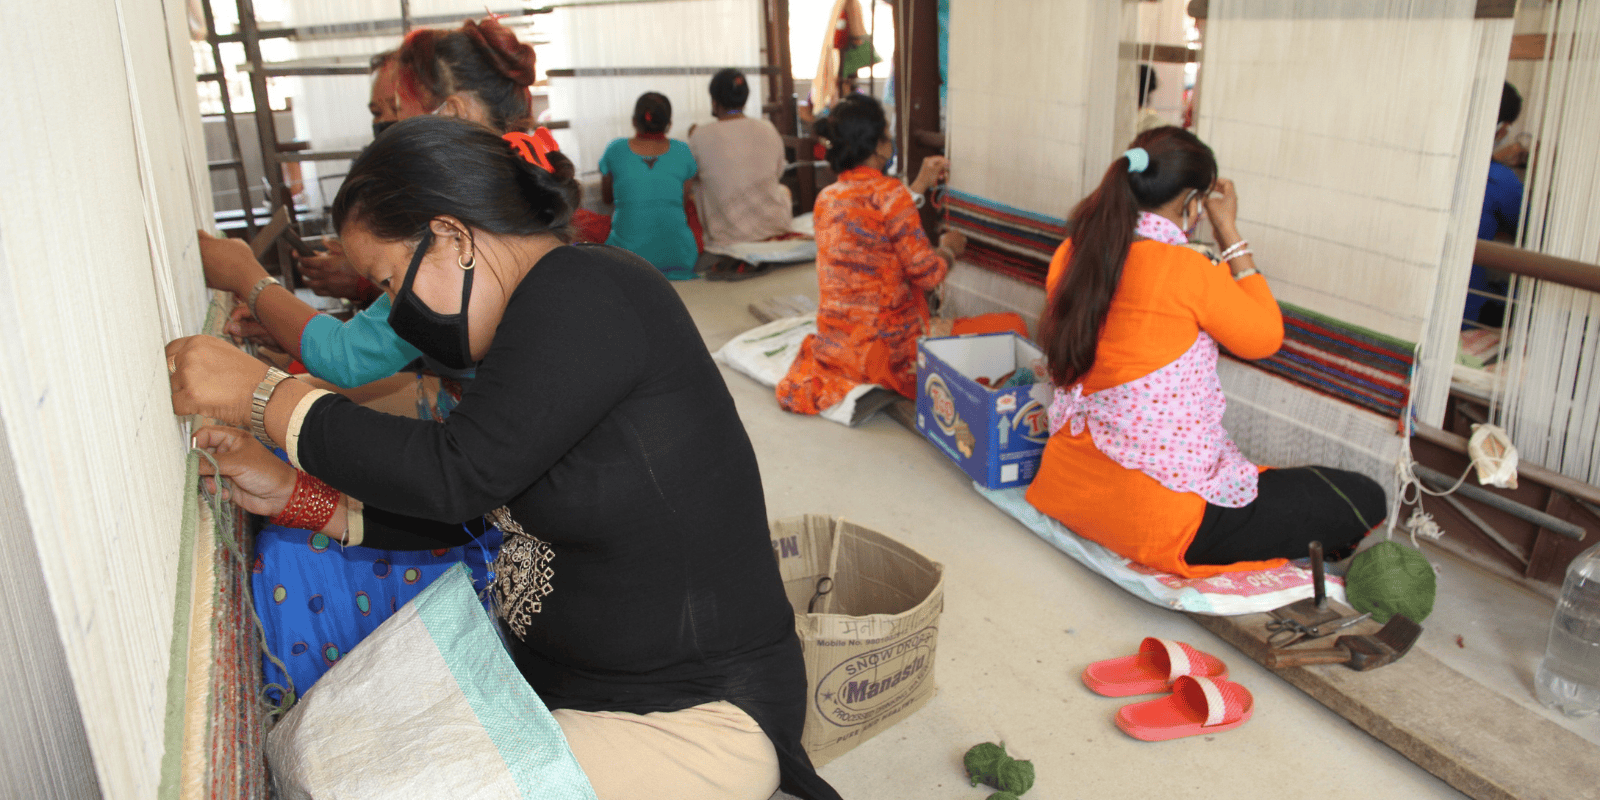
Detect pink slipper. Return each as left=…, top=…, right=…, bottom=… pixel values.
left=1081, top=638, right=1229, bottom=697
left=1115, top=675, right=1254, bottom=741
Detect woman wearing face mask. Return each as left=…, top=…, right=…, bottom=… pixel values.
left=168, top=115, right=841, bottom=800
left=1025, top=126, right=1387, bottom=578
left=216, top=16, right=540, bottom=390
left=195, top=18, right=612, bottom=713
left=776, top=94, right=966, bottom=415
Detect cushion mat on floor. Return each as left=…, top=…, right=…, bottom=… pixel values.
left=712, top=314, right=883, bottom=427
left=974, top=483, right=1346, bottom=616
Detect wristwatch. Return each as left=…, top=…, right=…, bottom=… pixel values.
left=913, top=191, right=927, bottom=209
left=245, top=276, right=281, bottom=319
left=251, top=367, right=293, bottom=447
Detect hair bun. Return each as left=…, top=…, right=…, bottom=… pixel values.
left=461, top=18, right=536, bottom=87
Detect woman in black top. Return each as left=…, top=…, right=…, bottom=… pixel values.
left=168, top=115, right=840, bottom=800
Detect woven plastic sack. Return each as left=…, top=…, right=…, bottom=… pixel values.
left=712, top=315, right=883, bottom=427
left=1345, top=540, right=1436, bottom=624
left=265, top=564, right=596, bottom=800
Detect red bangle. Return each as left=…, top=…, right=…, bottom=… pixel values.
left=270, top=470, right=341, bottom=533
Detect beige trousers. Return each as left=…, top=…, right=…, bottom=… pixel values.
left=552, top=700, right=780, bottom=800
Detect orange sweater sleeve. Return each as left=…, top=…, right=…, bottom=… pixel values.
left=1190, top=267, right=1282, bottom=360
left=884, top=183, right=948, bottom=292
left=1046, top=239, right=1284, bottom=361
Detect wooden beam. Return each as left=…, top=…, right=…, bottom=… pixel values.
left=1121, top=42, right=1199, bottom=64
left=1474, top=239, right=1600, bottom=295
left=1413, top=423, right=1600, bottom=510
left=1189, top=609, right=1600, bottom=800
left=546, top=66, right=779, bottom=78
left=1189, top=0, right=1516, bottom=19
left=762, top=0, right=797, bottom=137
left=1510, top=33, right=1547, bottom=60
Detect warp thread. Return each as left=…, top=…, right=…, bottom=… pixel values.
left=193, top=447, right=298, bottom=715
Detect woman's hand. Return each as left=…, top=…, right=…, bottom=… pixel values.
left=910, top=155, right=950, bottom=196
left=296, top=241, right=366, bottom=300
left=193, top=425, right=297, bottom=517
left=198, top=230, right=270, bottom=297
left=1203, top=178, right=1241, bottom=243
left=225, top=304, right=279, bottom=347
left=939, top=230, right=968, bottom=257
left=167, top=335, right=269, bottom=427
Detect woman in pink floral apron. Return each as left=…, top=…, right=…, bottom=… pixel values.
left=1025, top=127, right=1385, bottom=578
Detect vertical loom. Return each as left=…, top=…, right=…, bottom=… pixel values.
left=942, top=0, right=1138, bottom=333
left=0, top=0, right=215, bottom=797
left=1191, top=0, right=1510, bottom=490
left=1495, top=0, right=1600, bottom=487
left=944, top=0, right=1515, bottom=498
left=542, top=0, right=768, bottom=171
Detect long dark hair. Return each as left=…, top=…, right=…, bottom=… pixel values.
left=397, top=18, right=536, bottom=133
left=332, top=115, right=572, bottom=242
left=813, top=94, right=886, bottom=173
left=1040, top=126, right=1217, bottom=387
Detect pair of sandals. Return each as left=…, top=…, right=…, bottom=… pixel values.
left=1082, top=637, right=1254, bottom=741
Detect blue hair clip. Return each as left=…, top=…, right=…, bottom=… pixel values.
left=1124, top=147, right=1150, bottom=173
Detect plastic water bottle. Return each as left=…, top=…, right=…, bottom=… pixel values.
left=1536, top=542, right=1600, bottom=717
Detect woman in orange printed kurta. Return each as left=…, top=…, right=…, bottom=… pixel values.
left=778, top=95, right=967, bottom=414
left=1026, top=127, right=1386, bottom=578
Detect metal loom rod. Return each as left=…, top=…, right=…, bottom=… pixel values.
left=1412, top=464, right=1587, bottom=542
left=1413, top=422, right=1600, bottom=509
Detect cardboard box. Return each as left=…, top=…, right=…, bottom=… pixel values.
left=770, top=515, right=944, bottom=767
left=916, top=333, right=1051, bottom=489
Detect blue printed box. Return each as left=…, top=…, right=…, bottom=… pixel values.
left=916, top=333, right=1050, bottom=489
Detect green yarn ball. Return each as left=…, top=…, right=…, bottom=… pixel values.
left=1345, top=540, right=1436, bottom=624
left=964, top=742, right=1007, bottom=787
left=995, top=758, right=1035, bottom=794
left=964, top=742, right=1035, bottom=795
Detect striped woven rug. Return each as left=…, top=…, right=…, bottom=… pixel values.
left=1241, top=303, right=1414, bottom=420
left=944, top=189, right=1415, bottom=420
left=944, top=189, right=1064, bottom=287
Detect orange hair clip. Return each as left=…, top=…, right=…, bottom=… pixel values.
left=503, top=127, right=559, bottom=172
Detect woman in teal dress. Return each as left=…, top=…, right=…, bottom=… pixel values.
left=601, top=92, right=700, bottom=279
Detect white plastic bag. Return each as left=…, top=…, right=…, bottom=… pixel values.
left=1468, top=423, right=1519, bottom=490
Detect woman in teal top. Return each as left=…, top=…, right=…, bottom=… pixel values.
left=601, top=92, right=700, bottom=279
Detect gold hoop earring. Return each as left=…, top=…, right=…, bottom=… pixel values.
left=458, top=250, right=475, bottom=270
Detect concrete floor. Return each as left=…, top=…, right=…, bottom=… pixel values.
left=671, top=262, right=1600, bottom=800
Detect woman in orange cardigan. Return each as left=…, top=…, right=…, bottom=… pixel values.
left=1025, top=127, right=1385, bottom=578
left=776, top=95, right=966, bottom=414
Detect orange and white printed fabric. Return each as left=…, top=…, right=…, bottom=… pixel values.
left=777, top=166, right=948, bottom=414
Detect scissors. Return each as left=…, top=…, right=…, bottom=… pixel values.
left=1266, top=611, right=1372, bottom=649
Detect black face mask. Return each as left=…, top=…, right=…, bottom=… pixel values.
left=372, top=120, right=396, bottom=139
left=389, top=229, right=477, bottom=370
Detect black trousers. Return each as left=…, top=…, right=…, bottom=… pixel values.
left=1184, top=467, right=1387, bottom=566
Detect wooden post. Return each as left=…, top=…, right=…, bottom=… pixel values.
left=762, top=0, right=797, bottom=136
left=894, top=0, right=942, bottom=240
